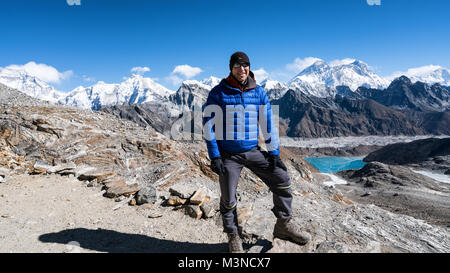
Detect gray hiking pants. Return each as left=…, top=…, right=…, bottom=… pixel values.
left=219, top=147, right=292, bottom=233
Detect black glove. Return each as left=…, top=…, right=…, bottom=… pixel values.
left=268, top=155, right=287, bottom=171
left=210, top=157, right=226, bottom=176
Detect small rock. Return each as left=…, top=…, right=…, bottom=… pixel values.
left=186, top=205, right=203, bottom=220
left=129, top=199, right=137, bottom=206
left=167, top=195, right=187, bottom=206
left=316, top=241, right=348, bottom=253
left=147, top=209, right=164, bottom=218
left=361, top=192, right=371, bottom=197
left=247, top=245, right=264, bottom=253
left=31, top=161, right=52, bottom=174
left=0, top=167, right=9, bottom=178
left=169, top=182, right=197, bottom=199
left=49, top=162, right=77, bottom=175
left=115, top=195, right=126, bottom=202
left=78, top=170, right=116, bottom=182
left=103, top=177, right=127, bottom=189
left=106, top=183, right=141, bottom=198
left=190, top=188, right=207, bottom=205
left=87, top=179, right=99, bottom=187
left=136, top=185, right=159, bottom=205
left=200, top=198, right=219, bottom=218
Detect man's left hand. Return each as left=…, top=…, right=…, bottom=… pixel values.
left=268, top=155, right=287, bottom=171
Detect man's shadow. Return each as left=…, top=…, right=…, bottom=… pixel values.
left=38, top=228, right=272, bottom=253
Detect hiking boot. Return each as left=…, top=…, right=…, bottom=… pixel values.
left=227, top=232, right=244, bottom=253
left=273, top=218, right=311, bottom=245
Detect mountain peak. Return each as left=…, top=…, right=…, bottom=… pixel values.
left=389, top=75, right=412, bottom=87
left=288, top=59, right=388, bottom=97
left=200, top=76, right=221, bottom=88
left=0, top=66, right=64, bottom=103
left=301, top=60, right=329, bottom=72
left=350, top=59, right=366, bottom=66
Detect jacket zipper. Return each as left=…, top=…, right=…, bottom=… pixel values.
left=240, top=91, right=245, bottom=107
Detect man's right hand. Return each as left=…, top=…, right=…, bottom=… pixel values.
left=211, top=157, right=226, bottom=177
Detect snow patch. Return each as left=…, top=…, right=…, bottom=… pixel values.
left=410, top=169, right=450, bottom=184
left=322, top=174, right=348, bottom=187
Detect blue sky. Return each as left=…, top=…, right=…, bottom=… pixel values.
left=0, top=0, right=449, bottom=91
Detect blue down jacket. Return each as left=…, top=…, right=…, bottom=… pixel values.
left=203, top=75, right=280, bottom=160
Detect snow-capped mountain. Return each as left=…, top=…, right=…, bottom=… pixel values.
left=200, top=76, right=221, bottom=89
left=62, top=74, right=175, bottom=110
left=0, top=66, right=65, bottom=103
left=260, top=79, right=289, bottom=100
left=386, top=65, right=450, bottom=87
left=2, top=60, right=449, bottom=112
left=357, top=76, right=450, bottom=112
left=169, top=79, right=212, bottom=113
left=288, top=59, right=389, bottom=97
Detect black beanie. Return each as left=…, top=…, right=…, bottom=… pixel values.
left=229, top=51, right=250, bottom=71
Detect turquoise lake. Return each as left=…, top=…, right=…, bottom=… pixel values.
left=304, top=156, right=366, bottom=173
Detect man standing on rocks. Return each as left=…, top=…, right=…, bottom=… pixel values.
left=203, top=52, right=311, bottom=253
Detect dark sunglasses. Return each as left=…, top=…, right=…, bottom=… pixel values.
left=232, top=63, right=249, bottom=69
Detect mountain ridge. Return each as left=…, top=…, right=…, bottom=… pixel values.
left=2, top=59, right=450, bottom=109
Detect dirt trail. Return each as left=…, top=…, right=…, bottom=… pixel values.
left=0, top=174, right=227, bottom=253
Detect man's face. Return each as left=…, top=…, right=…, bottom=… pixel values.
left=231, top=63, right=250, bottom=83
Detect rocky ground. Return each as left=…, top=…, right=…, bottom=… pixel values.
left=1, top=86, right=449, bottom=253
left=336, top=138, right=450, bottom=227
left=362, top=138, right=450, bottom=175
left=0, top=174, right=227, bottom=253
left=337, top=162, right=450, bottom=227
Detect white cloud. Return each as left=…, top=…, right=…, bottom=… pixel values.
left=252, top=68, right=269, bottom=84
left=285, top=57, right=323, bottom=73
left=82, top=75, right=95, bottom=82
left=3, top=61, right=73, bottom=84
left=165, top=74, right=183, bottom=86
left=268, top=70, right=295, bottom=83
left=131, top=66, right=150, bottom=75
left=172, top=64, right=203, bottom=79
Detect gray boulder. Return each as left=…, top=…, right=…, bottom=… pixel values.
left=136, top=185, right=159, bottom=205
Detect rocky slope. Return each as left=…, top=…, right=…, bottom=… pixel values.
left=362, top=137, right=450, bottom=175
left=100, top=102, right=177, bottom=137
left=337, top=161, right=450, bottom=227
left=356, top=76, right=450, bottom=112
left=273, top=90, right=428, bottom=138
left=363, top=137, right=450, bottom=166
left=1, top=85, right=449, bottom=253
left=0, top=83, right=52, bottom=108
left=337, top=138, right=450, bottom=226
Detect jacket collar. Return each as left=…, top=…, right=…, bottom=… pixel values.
left=224, top=71, right=257, bottom=92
